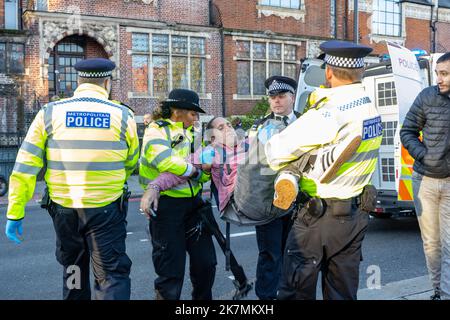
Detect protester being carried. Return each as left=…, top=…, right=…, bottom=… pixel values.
left=140, top=116, right=246, bottom=214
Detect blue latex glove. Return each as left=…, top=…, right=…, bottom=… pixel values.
left=257, top=122, right=277, bottom=145
left=5, top=219, right=23, bottom=244
left=200, top=147, right=215, bottom=165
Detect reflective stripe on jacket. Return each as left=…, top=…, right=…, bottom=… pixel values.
left=6, top=83, right=139, bottom=220
left=265, top=83, right=382, bottom=199
left=139, top=119, right=210, bottom=198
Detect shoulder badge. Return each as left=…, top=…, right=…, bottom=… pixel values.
left=155, top=120, right=170, bottom=127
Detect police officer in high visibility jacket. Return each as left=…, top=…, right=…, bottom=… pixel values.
left=265, top=41, right=382, bottom=300
left=246, top=76, right=301, bottom=300
left=139, top=89, right=216, bottom=300
left=5, top=58, right=140, bottom=300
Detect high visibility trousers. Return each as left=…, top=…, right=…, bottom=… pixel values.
left=48, top=198, right=132, bottom=300
left=277, top=201, right=368, bottom=300
left=149, top=194, right=217, bottom=300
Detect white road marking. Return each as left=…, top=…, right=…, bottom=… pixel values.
left=229, top=231, right=256, bottom=238
left=140, top=239, right=149, bottom=242
left=127, top=232, right=133, bottom=235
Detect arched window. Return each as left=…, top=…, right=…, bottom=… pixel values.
left=49, top=36, right=86, bottom=99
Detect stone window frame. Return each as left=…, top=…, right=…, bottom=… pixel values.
left=48, top=36, right=86, bottom=99
left=35, top=0, right=48, bottom=11
left=256, top=0, right=306, bottom=22
left=0, top=42, right=25, bottom=75
left=233, top=37, right=301, bottom=100
left=128, top=30, right=210, bottom=99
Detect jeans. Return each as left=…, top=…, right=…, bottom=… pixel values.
left=412, top=171, right=450, bottom=300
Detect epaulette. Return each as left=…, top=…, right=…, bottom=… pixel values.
left=251, top=113, right=271, bottom=130
left=155, top=120, right=170, bottom=127
left=111, top=100, right=135, bottom=113
left=120, top=102, right=135, bottom=113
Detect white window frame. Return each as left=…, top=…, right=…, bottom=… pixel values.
left=381, top=120, right=398, bottom=146
left=128, top=30, right=210, bottom=99
left=259, top=0, right=302, bottom=10
left=380, top=157, right=396, bottom=183
left=372, top=0, right=402, bottom=37
left=5, top=0, right=19, bottom=30
left=376, top=78, right=398, bottom=111
left=233, top=38, right=300, bottom=100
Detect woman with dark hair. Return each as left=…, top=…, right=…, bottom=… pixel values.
left=141, top=116, right=246, bottom=213
left=139, top=89, right=215, bottom=300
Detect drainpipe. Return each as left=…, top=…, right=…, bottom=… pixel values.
left=220, top=29, right=226, bottom=117
left=344, top=0, right=348, bottom=40
left=209, top=0, right=226, bottom=116
left=332, top=0, right=337, bottom=38
left=354, top=0, right=359, bottom=43
left=430, top=0, right=438, bottom=53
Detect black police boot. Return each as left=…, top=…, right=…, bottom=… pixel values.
left=232, top=279, right=253, bottom=300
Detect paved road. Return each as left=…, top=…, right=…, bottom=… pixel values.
left=0, top=199, right=427, bottom=300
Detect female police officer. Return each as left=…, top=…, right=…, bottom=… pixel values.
left=139, top=89, right=216, bottom=300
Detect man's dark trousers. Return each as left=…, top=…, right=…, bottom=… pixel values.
left=255, top=214, right=292, bottom=299
left=277, top=200, right=368, bottom=300
left=149, top=194, right=217, bottom=300
left=49, top=198, right=132, bottom=300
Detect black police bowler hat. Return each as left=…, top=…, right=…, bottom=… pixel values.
left=264, top=76, right=298, bottom=96
left=162, top=89, right=206, bottom=113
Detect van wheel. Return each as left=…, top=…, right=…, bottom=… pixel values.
left=0, top=176, right=8, bottom=197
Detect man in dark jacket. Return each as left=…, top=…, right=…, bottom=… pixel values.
left=400, top=52, right=450, bottom=301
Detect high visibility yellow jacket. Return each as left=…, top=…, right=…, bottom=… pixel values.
left=265, top=83, right=382, bottom=199
left=6, top=83, right=140, bottom=220
left=139, top=119, right=210, bottom=198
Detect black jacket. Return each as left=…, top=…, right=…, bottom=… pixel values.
left=400, top=86, right=450, bottom=178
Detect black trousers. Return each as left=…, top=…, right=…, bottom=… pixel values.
left=255, top=215, right=292, bottom=300
left=149, top=194, right=217, bottom=300
left=48, top=198, right=131, bottom=300
left=277, top=200, right=369, bottom=300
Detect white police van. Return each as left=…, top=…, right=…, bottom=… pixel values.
left=294, top=55, right=433, bottom=218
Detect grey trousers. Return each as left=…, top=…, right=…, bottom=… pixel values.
left=412, top=171, right=450, bottom=300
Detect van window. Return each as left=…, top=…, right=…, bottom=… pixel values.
left=304, top=65, right=325, bottom=87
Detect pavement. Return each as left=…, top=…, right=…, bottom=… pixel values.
left=358, top=275, right=434, bottom=300
left=0, top=176, right=436, bottom=300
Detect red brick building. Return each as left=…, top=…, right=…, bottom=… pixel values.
left=214, top=0, right=450, bottom=115
left=1, top=0, right=223, bottom=137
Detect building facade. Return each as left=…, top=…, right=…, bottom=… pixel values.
left=214, top=0, right=450, bottom=115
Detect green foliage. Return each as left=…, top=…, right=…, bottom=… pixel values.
left=228, top=97, right=270, bottom=131
left=248, top=96, right=270, bottom=117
